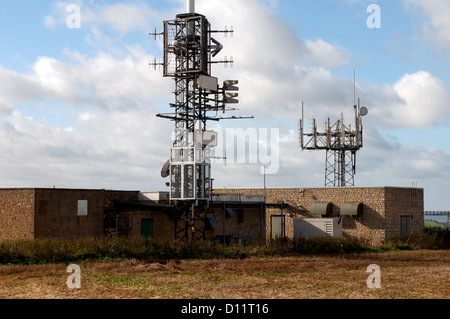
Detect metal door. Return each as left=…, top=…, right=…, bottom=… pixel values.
left=141, top=219, right=154, bottom=239
left=401, top=216, right=410, bottom=235
left=271, top=215, right=285, bottom=240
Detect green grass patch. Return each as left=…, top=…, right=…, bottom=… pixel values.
left=424, top=220, right=447, bottom=230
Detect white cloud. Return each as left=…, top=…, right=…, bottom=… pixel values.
left=403, top=0, right=450, bottom=55
left=0, top=46, right=172, bottom=190
left=304, top=39, right=349, bottom=69
left=44, top=1, right=162, bottom=34
left=98, top=4, right=156, bottom=34
left=363, top=71, right=450, bottom=129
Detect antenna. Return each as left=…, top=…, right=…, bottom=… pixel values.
left=150, top=0, right=253, bottom=241
left=299, top=75, right=369, bottom=187
left=187, top=0, right=195, bottom=13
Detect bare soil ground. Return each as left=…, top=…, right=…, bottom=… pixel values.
left=0, top=250, right=448, bottom=299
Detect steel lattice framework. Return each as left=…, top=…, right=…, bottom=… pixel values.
left=150, top=2, right=252, bottom=241
left=300, top=100, right=367, bottom=187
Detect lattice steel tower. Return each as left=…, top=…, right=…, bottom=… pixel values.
left=299, top=99, right=368, bottom=187
left=150, top=0, right=251, bottom=240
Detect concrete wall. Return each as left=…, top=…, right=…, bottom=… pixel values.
left=0, top=189, right=35, bottom=240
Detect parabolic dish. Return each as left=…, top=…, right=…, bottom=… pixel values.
left=161, top=160, right=170, bottom=178
left=360, top=107, right=369, bottom=117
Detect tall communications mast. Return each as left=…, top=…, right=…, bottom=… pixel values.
left=150, top=0, right=252, bottom=240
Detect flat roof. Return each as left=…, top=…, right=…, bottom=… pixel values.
left=0, top=188, right=140, bottom=192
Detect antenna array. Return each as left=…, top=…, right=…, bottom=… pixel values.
left=150, top=0, right=252, bottom=241
left=299, top=99, right=368, bottom=187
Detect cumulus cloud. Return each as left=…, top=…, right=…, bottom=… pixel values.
left=44, top=1, right=164, bottom=34
left=304, top=39, right=349, bottom=69
left=362, top=71, right=450, bottom=129
left=403, top=0, right=450, bottom=55
left=0, top=46, right=172, bottom=190
left=183, top=0, right=352, bottom=122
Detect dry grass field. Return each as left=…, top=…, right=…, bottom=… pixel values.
left=0, top=250, right=448, bottom=299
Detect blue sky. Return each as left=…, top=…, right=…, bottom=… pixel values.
left=1, top=0, right=450, bottom=210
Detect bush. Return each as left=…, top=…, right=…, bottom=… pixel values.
left=293, top=237, right=373, bottom=255
left=0, top=230, right=447, bottom=265
left=384, top=228, right=450, bottom=250
left=0, top=237, right=253, bottom=265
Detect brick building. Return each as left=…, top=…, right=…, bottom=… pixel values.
left=0, top=188, right=265, bottom=243
left=0, top=188, right=138, bottom=240
left=216, top=187, right=424, bottom=245
left=0, top=186, right=423, bottom=245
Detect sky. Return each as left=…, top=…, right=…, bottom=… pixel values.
left=1, top=0, right=450, bottom=210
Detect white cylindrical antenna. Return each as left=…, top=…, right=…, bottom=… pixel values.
left=187, top=0, right=195, bottom=13
left=187, top=0, right=195, bottom=37
left=299, top=102, right=304, bottom=148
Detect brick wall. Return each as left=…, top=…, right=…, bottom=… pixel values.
left=215, top=187, right=424, bottom=245
left=34, top=189, right=138, bottom=239
left=0, top=189, right=35, bottom=240
left=115, top=206, right=264, bottom=242
left=0, top=187, right=424, bottom=244
left=117, top=210, right=175, bottom=241
left=384, top=187, right=424, bottom=238
left=210, top=206, right=265, bottom=243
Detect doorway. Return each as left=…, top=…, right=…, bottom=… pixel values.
left=271, top=215, right=285, bottom=240
left=401, top=216, right=410, bottom=235
left=141, top=219, right=153, bottom=239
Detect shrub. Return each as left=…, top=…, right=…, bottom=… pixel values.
left=384, top=228, right=450, bottom=250
left=293, top=237, right=373, bottom=255
left=0, top=230, right=446, bottom=265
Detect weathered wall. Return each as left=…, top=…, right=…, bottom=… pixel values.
left=210, top=206, right=265, bottom=243
left=384, top=187, right=424, bottom=238
left=115, top=210, right=176, bottom=241
left=34, top=189, right=138, bottom=239
left=0, top=189, right=35, bottom=241
left=0, top=187, right=424, bottom=244
left=215, top=187, right=424, bottom=245
left=114, top=206, right=264, bottom=243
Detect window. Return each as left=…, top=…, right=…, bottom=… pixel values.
left=401, top=216, right=411, bottom=235
left=77, top=200, right=88, bottom=216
